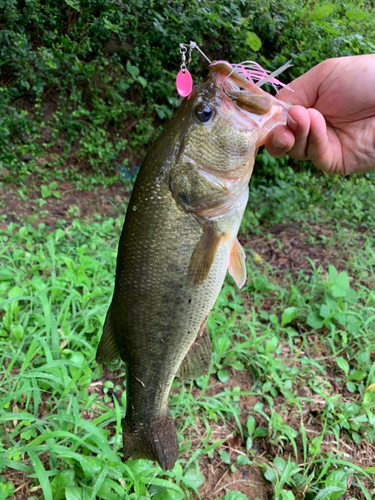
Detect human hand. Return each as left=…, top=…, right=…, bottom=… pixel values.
left=265, top=55, right=375, bottom=175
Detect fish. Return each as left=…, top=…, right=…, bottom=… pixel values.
left=96, top=60, right=289, bottom=471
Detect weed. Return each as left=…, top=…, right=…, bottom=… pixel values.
left=1, top=192, right=375, bottom=498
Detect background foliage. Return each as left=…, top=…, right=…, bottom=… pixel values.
left=2, top=1, right=375, bottom=499
left=1, top=0, right=375, bottom=184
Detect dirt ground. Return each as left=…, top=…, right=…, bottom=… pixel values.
left=0, top=178, right=130, bottom=230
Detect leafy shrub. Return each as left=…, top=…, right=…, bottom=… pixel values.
left=1, top=0, right=374, bottom=182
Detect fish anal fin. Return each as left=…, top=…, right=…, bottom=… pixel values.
left=178, top=321, right=212, bottom=380
left=188, top=222, right=223, bottom=286
left=228, top=239, right=247, bottom=289
left=96, top=303, right=120, bottom=364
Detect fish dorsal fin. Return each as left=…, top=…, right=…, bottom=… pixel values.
left=187, top=222, right=223, bottom=286
left=228, top=239, right=247, bottom=289
left=96, top=303, right=120, bottom=364
left=178, top=324, right=212, bottom=380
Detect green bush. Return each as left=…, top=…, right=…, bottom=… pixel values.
left=1, top=0, right=374, bottom=183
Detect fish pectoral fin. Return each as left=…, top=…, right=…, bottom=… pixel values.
left=228, top=239, right=247, bottom=289
left=187, top=222, right=223, bottom=286
left=178, top=325, right=212, bottom=380
left=96, top=303, right=120, bottom=364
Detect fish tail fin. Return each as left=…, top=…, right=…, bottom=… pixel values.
left=122, top=412, right=178, bottom=471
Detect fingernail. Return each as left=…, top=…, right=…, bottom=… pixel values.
left=272, top=134, right=287, bottom=149
left=287, top=115, right=298, bottom=132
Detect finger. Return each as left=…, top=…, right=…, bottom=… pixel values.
left=265, top=105, right=312, bottom=160
left=264, top=124, right=295, bottom=158
left=283, top=105, right=311, bottom=160
left=306, top=108, right=335, bottom=174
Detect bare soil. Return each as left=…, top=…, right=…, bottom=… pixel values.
left=0, top=179, right=131, bottom=230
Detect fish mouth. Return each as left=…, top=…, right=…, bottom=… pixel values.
left=209, top=60, right=287, bottom=114
left=207, top=61, right=289, bottom=145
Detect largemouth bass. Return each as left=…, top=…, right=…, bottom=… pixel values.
left=96, top=61, right=288, bottom=470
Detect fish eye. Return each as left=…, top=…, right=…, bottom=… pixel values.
left=195, top=103, right=214, bottom=122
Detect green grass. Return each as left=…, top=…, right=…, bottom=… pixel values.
left=1, top=169, right=375, bottom=499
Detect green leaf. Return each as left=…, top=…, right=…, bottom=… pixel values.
left=337, top=271, right=350, bottom=289
left=217, top=335, right=231, bottom=356
left=184, top=468, right=205, bottom=488
left=97, top=477, right=126, bottom=498
left=264, top=467, right=277, bottom=483
left=269, top=314, right=278, bottom=325
left=41, top=185, right=51, bottom=198
left=12, top=324, right=24, bottom=340
left=138, top=76, right=147, bottom=88
left=274, top=457, right=286, bottom=471
left=27, top=451, right=52, bottom=500
left=332, top=284, right=347, bottom=298
left=236, top=455, right=250, bottom=466
left=218, top=450, right=231, bottom=464
left=217, top=369, right=230, bottom=384
left=64, top=0, right=81, bottom=11
left=328, top=265, right=338, bottom=282
left=281, top=492, right=295, bottom=500
left=146, top=478, right=183, bottom=495
left=322, top=470, right=348, bottom=499
left=352, top=431, right=361, bottom=444
left=222, top=492, right=248, bottom=500
left=311, top=4, right=336, bottom=22
left=246, top=436, right=253, bottom=452
left=336, top=357, right=349, bottom=376
left=0, top=482, right=14, bottom=498
left=346, top=381, right=356, bottom=392
left=246, top=416, right=255, bottom=436
left=265, top=336, right=278, bottom=353
left=315, top=486, right=345, bottom=500
left=126, top=60, right=140, bottom=79
left=152, top=489, right=184, bottom=500
left=347, top=371, right=366, bottom=381
left=230, top=360, right=244, bottom=370
left=65, top=487, right=84, bottom=500
left=245, top=32, right=262, bottom=51
left=331, top=272, right=351, bottom=298
left=254, top=426, right=268, bottom=438
left=79, top=456, right=103, bottom=479
left=51, top=470, right=77, bottom=500
left=319, top=304, right=331, bottom=319
left=306, top=311, right=323, bottom=330
left=281, top=307, right=298, bottom=326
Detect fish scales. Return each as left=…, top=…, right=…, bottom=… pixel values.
left=96, top=62, right=289, bottom=470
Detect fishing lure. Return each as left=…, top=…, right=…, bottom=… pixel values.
left=176, top=40, right=293, bottom=101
